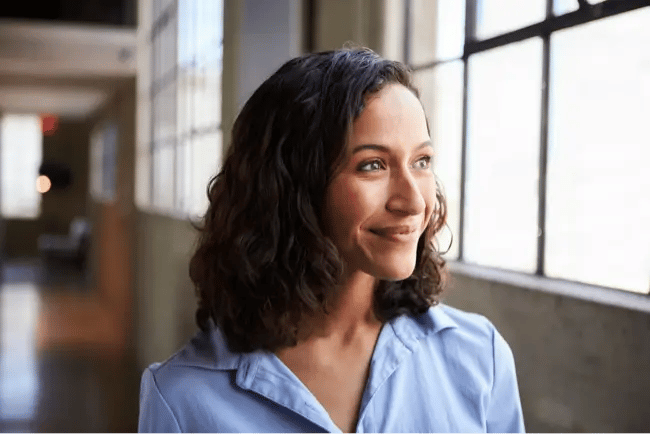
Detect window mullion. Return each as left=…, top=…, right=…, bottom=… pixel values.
left=403, top=0, right=411, bottom=65
left=458, top=0, right=476, bottom=261
left=537, top=33, right=551, bottom=276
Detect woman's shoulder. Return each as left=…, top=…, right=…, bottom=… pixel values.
left=430, top=303, right=496, bottom=337
left=407, top=304, right=513, bottom=360
left=143, top=326, right=239, bottom=389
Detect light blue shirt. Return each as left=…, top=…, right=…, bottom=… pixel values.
left=139, top=304, right=525, bottom=432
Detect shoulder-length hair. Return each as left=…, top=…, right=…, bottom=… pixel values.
left=189, top=48, right=447, bottom=353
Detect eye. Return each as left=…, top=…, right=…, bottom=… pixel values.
left=357, top=159, right=385, bottom=172
left=413, top=155, right=433, bottom=170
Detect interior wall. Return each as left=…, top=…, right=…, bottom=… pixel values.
left=313, top=0, right=385, bottom=52
left=3, top=118, right=91, bottom=258
left=87, top=78, right=137, bottom=355
left=133, top=213, right=198, bottom=365
left=444, top=273, right=650, bottom=432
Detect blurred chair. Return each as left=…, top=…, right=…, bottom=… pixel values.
left=37, top=217, right=91, bottom=269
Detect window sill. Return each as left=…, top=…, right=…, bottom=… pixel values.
left=446, top=260, right=650, bottom=314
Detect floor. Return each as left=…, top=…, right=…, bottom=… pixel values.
left=0, top=258, right=140, bottom=432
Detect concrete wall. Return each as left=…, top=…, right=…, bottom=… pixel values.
left=133, top=213, right=197, bottom=364
left=444, top=272, right=650, bottom=432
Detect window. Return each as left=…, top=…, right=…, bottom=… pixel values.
left=136, top=0, right=223, bottom=218
left=0, top=115, right=43, bottom=219
left=407, top=0, right=650, bottom=294
left=89, top=121, right=118, bottom=202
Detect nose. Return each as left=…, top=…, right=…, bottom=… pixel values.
left=385, top=168, right=427, bottom=216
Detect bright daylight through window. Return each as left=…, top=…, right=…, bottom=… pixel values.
left=136, top=0, right=223, bottom=218
left=408, top=0, right=650, bottom=294
left=0, top=114, right=43, bottom=219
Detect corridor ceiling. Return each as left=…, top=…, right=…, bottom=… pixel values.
left=0, top=19, right=136, bottom=119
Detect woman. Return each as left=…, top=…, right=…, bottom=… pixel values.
left=139, top=48, right=525, bottom=433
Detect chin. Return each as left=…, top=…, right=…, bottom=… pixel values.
left=372, top=260, right=417, bottom=282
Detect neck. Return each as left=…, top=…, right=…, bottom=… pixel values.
left=298, top=271, right=382, bottom=344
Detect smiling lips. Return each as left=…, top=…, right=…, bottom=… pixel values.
left=369, top=225, right=420, bottom=242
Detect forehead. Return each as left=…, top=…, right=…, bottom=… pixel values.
left=349, top=83, right=429, bottom=147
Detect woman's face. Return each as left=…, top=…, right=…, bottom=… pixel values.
left=322, top=83, right=436, bottom=281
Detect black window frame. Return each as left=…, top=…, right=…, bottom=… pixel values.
left=404, top=0, right=650, bottom=293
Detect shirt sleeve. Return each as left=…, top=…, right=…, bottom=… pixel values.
left=486, top=328, right=526, bottom=433
left=139, top=367, right=182, bottom=433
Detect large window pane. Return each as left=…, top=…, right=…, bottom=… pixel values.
left=476, top=0, right=546, bottom=40
left=0, top=115, right=42, bottom=219
left=546, top=8, right=650, bottom=293
left=159, top=18, right=177, bottom=80
left=553, top=0, right=607, bottom=16
left=193, top=71, right=221, bottom=129
left=554, top=0, right=579, bottom=15
left=177, top=70, right=192, bottom=138
left=153, top=144, right=175, bottom=211
left=135, top=150, right=151, bottom=209
left=410, top=0, right=465, bottom=65
left=176, top=140, right=191, bottom=212
left=154, top=83, right=176, bottom=141
left=414, top=61, right=464, bottom=259
left=178, top=0, right=197, bottom=69
left=196, top=0, right=223, bottom=67
left=464, top=38, right=543, bottom=272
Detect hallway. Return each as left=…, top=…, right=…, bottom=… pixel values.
left=0, top=259, right=139, bottom=432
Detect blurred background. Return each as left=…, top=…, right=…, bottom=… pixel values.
left=0, top=0, right=648, bottom=431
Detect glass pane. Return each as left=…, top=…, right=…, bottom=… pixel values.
left=465, top=38, right=543, bottom=272
left=154, top=82, right=176, bottom=141
left=176, top=140, right=191, bottom=211
left=136, top=87, right=151, bottom=149
left=193, top=70, right=221, bottom=129
left=410, top=0, right=465, bottom=65
left=190, top=132, right=221, bottom=218
left=153, top=144, right=175, bottom=211
left=553, top=0, right=606, bottom=15
left=178, top=0, right=197, bottom=69
left=102, top=122, right=118, bottom=201
left=153, top=34, right=163, bottom=84
left=191, top=72, right=206, bottom=129
left=89, top=126, right=104, bottom=199
left=546, top=8, right=650, bottom=294
left=476, top=0, right=546, bottom=40
left=135, top=150, right=151, bottom=209
left=160, top=19, right=177, bottom=79
left=0, top=115, right=42, bottom=218
left=554, top=0, right=578, bottom=15
left=177, top=70, right=192, bottom=138
left=196, top=0, right=223, bottom=67
left=413, top=61, right=464, bottom=259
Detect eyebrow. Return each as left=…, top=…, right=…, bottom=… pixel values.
left=351, top=140, right=433, bottom=154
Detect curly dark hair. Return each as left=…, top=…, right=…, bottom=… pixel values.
left=189, top=48, right=448, bottom=353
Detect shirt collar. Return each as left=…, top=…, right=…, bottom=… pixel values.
left=193, top=304, right=458, bottom=371
left=389, top=304, right=459, bottom=351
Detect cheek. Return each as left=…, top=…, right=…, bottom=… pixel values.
left=422, top=178, right=438, bottom=222
left=326, top=180, right=374, bottom=238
